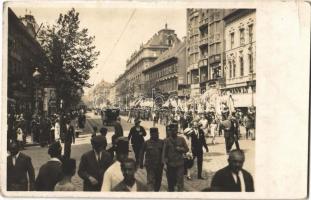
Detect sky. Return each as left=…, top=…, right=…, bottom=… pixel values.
left=10, top=4, right=187, bottom=92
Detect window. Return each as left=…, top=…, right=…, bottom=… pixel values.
left=240, top=29, right=245, bottom=46
left=249, top=53, right=253, bottom=73
left=233, top=60, right=236, bottom=78
left=230, top=33, right=234, bottom=49
left=216, top=43, right=221, bottom=54
left=249, top=25, right=253, bottom=43
left=240, top=56, right=244, bottom=76
left=229, top=62, right=232, bottom=78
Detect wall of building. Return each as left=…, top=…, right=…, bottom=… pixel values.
left=8, top=8, right=52, bottom=116
left=223, top=9, right=256, bottom=108
left=115, top=26, right=180, bottom=103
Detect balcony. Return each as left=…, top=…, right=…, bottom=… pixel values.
left=199, top=37, right=209, bottom=47
left=199, top=18, right=209, bottom=29
left=198, top=57, right=208, bottom=67
left=209, top=54, right=221, bottom=64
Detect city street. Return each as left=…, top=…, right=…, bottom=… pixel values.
left=21, top=112, right=255, bottom=191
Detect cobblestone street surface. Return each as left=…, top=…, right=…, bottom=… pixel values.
left=21, top=112, right=255, bottom=191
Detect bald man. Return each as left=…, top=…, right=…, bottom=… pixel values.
left=210, top=150, right=254, bottom=192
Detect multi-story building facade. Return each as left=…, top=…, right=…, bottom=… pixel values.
left=186, top=9, right=201, bottom=97
left=143, top=40, right=187, bottom=99
left=187, top=9, right=230, bottom=98
left=115, top=24, right=180, bottom=106
left=223, top=9, right=256, bottom=109
left=8, top=8, right=54, bottom=116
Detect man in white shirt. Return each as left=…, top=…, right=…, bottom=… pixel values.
left=7, top=141, right=35, bottom=191
left=101, top=137, right=129, bottom=191
left=112, top=158, right=147, bottom=191
left=210, top=149, right=254, bottom=192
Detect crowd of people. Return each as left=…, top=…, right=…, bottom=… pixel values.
left=7, top=109, right=86, bottom=148
left=127, top=105, right=256, bottom=141
left=7, top=104, right=255, bottom=192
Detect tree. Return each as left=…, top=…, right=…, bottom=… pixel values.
left=37, top=8, right=100, bottom=111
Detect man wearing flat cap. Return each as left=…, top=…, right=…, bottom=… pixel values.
left=139, top=127, right=164, bottom=191
left=128, top=118, right=146, bottom=166
left=101, top=137, right=129, bottom=191
left=35, top=141, right=64, bottom=191
left=78, top=135, right=112, bottom=191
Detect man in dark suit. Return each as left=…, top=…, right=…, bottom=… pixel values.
left=35, top=141, right=64, bottom=191
left=211, top=149, right=254, bottom=192
left=189, top=121, right=209, bottom=179
left=114, top=117, right=124, bottom=137
left=128, top=118, right=146, bottom=165
left=78, top=135, right=113, bottom=191
left=219, top=108, right=239, bottom=154
left=63, top=119, right=75, bottom=159
left=7, top=141, right=35, bottom=191
left=112, top=158, right=148, bottom=191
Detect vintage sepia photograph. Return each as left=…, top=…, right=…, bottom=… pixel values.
left=5, top=1, right=257, bottom=195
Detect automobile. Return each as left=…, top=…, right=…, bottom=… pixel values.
left=102, top=108, right=120, bottom=126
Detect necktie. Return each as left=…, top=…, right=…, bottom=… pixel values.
left=12, top=156, right=16, bottom=166
left=97, top=152, right=101, bottom=163
left=236, top=173, right=242, bottom=191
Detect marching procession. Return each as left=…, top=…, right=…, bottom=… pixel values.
left=7, top=104, right=255, bottom=192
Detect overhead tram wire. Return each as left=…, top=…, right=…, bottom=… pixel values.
left=93, top=9, right=137, bottom=83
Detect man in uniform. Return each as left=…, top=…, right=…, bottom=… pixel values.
left=162, top=123, right=189, bottom=191
left=139, top=127, right=164, bottom=191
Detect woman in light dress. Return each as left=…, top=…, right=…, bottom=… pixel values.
left=181, top=128, right=193, bottom=180
left=209, top=115, right=218, bottom=144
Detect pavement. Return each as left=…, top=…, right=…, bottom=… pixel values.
left=20, top=112, right=255, bottom=191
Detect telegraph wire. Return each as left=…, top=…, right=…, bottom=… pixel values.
left=93, top=9, right=137, bottom=85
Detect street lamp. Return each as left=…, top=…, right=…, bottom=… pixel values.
left=32, top=68, right=41, bottom=115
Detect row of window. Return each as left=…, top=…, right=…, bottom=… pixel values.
left=227, top=53, right=254, bottom=78
left=158, top=78, right=178, bottom=92
left=230, top=24, right=254, bottom=49
left=148, top=63, right=178, bottom=80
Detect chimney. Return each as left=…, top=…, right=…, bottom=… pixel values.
left=165, top=23, right=168, bottom=29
